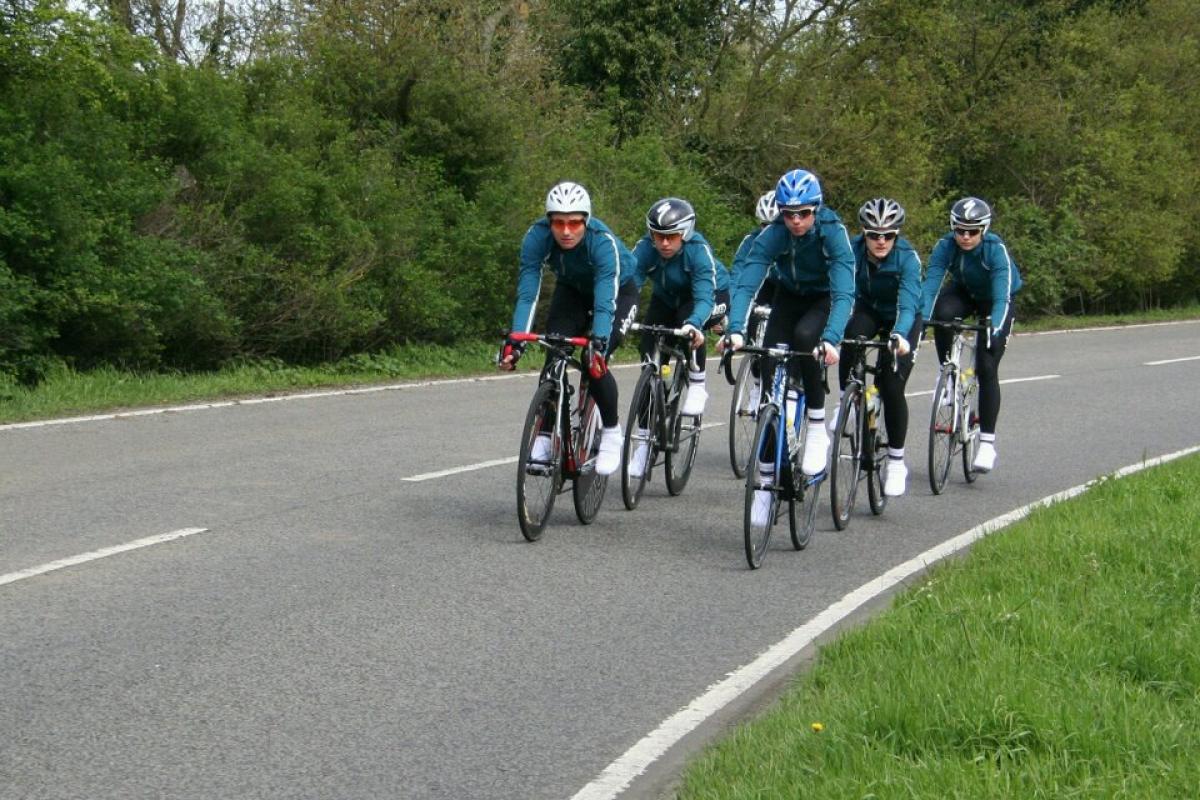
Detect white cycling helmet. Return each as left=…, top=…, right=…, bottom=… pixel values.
left=546, top=181, right=592, bottom=219
left=755, top=191, right=779, bottom=225
left=858, top=197, right=906, bottom=232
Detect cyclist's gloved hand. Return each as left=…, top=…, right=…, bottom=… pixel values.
left=889, top=333, right=911, bottom=357
left=717, top=332, right=744, bottom=353
left=499, top=336, right=525, bottom=370
left=680, top=323, right=704, bottom=349
left=588, top=336, right=609, bottom=379
left=814, top=340, right=840, bottom=366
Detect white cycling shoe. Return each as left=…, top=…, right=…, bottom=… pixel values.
left=530, top=433, right=552, bottom=464
left=883, top=460, right=908, bottom=497
left=628, top=435, right=650, bottom=478
left=596, top=425, right=623, bottom=476
left=801, top=422, right=830, bottom=475
left=972, top=442, right=996, bottom=473
left=681, top=382, right=708, bottom=416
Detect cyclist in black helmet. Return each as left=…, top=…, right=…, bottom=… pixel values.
left=921, top=196, right=1023, bottom=474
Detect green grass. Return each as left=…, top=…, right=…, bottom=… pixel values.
left=2, top=307, right=1197, bottom=424
left=676, top=455, right=1200, bottom=799
left=1016, top=304, right=1200, bottom=332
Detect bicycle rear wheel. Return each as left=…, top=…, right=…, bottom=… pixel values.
left=961, top=374, right=981, bottom=483
left=829, top=386, right=862, bottom=531
left=665, top=359, right=700, bottom=496
left=866, top=406, right=889, bottom=515
left=928, top=366, right=956, bottom=495
left=517, top=381, right=563, bottom=541
left=728, top=356, right=757, bottom=478
left=572, top=395, right=608, bottom=523
left=621, top=368, right=659, bottom=510
left=744, top=405, right=781, bottom=569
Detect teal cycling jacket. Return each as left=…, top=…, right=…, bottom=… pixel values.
left=728, top=207, right=856, bottom=344
left=511, top=216, right=635, bottom=341
left=850, top=234, right=923, bottom=338
left=921, top=231, right=1023, bottom=331
left=631, top=231, right=726, bottom=329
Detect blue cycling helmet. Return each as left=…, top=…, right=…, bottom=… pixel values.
left=775, top=169, right=823, bottom=208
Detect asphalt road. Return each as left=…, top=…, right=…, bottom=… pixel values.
left=3, top=321, right=1198, bottom=800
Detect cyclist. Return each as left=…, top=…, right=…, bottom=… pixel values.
left=499, top=180, right=638, bottom=476
left=719, top=168, right=856, bottom=522
left=626, top=197, right=728, bottom=476
left=921, top=196, right=1023, bottom=473
left=839, top=198, right=923, bottom=497
left=729, top=190, right=780, bottom=411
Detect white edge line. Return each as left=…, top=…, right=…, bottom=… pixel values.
left=569, top=443, right=1200, bottom=800
left=907, top=373, right=1059, bottom=398
left=0, top=364, right=647, bottom=433
left=0, top=527, right=209, bottom=588
left=403, top=457, right=519, bottom=482
left=1144, top=355, right=1200, bottom=366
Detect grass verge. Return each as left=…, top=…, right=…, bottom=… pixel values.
left=676, top=454, right=1200, bottom=798
left=2, top=307, right=1197, bottom=424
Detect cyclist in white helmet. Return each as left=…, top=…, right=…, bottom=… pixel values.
left=728, top=190, right=782, bottom=409
left=499, top=180, right=639, bottom=476
left=921, top=196, right=1023, bottom=474
left=838, top=197, right=923, bottom=496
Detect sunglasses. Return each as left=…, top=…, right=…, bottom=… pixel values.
left=953, top=227, right=982, bottom=238
left=865, top=231, right=897, bottom=242
left=550, top=217, right=586, bottom=232
left=781, top=208, right=816, bottom=220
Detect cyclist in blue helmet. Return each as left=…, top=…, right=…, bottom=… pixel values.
left=499, top=180, right=640, bottom=476
left=719, top=168, right=856, bottom=522
left=838, top=197, right=923, bottom=496
left=920, top=196, right=1023, bottom=474
left=624, top=197, right=729, bottom=477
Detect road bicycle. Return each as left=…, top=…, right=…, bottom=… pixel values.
left=924, top=318, right=989, bottom=495
left=620, top=323, right=702, bottom=510
left=739, top=343, right=825, bottom=569
left=829, top=337, right=894, bottom=530
left=510, top=332, right=608, bottom=541
left=725, top=304, right=772, bottom=478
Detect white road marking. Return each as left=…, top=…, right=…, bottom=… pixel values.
left=906, top=373, right=1060, bottom=398
left=569, top=443, right=1200, bottom=800
left=1144, top=355, right=1200, bottom=366
left=401, top=420, right=727, bottom=482
left=0, top=527, right=209, bottom=588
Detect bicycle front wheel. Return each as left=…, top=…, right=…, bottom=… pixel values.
left=790, top=460, right=821, bottom=551
left=665, top=360, right=700, bottom=496
left=728, top=356, right=757, bottom=478
left=572, top=395, right=608, bottom=524
left=829, top=386, right=862, bottom=531
left=928, top=366, right=956, bottom=495
left=621, top=368, right=658, bottom=510
left=744, top=404, right=781, bottom=569
left=961, top=374, right=981, bottom=483
left=866, top=406, right=889, bottom=515
left=517, top=381, right=563, bottom=541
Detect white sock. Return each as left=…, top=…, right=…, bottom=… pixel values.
left=888, top=447, right=905, bottom=460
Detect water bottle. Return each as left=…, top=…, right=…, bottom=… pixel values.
left=785, top=388, right=801, bottom=435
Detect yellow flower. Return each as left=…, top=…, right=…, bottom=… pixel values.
left=811, top=722, right=824, bottom=733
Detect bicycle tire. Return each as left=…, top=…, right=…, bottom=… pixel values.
left=961, top=373, right=981, bottom=483
left=866, top=401, right=889, bottom=515
left=744, top=404, right=781, bottom=569
left=621, top=367, right=659, bottom=510
left=572, top=395, right=608, bottom=523
left=791, top=461, right=821, bottom=551
left=665, top=357, right=700, bottom=496
left=829, top=385, right=862, bottom=531
left=728, top=356, right=757, bottom=478
left=928, top=366, right=956, bottom=495
left=517, top=381, right=563, bottom=541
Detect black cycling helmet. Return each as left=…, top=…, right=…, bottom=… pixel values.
left=646, top=197, right=697, bottom=241
left=858, top=197, right=906, bottom=232
left=950, top=196, right=992, bottom=233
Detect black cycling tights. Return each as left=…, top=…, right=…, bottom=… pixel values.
left=839, top=308, right=921, bottom=449
left=930, top=284, right=1013, bottom=435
